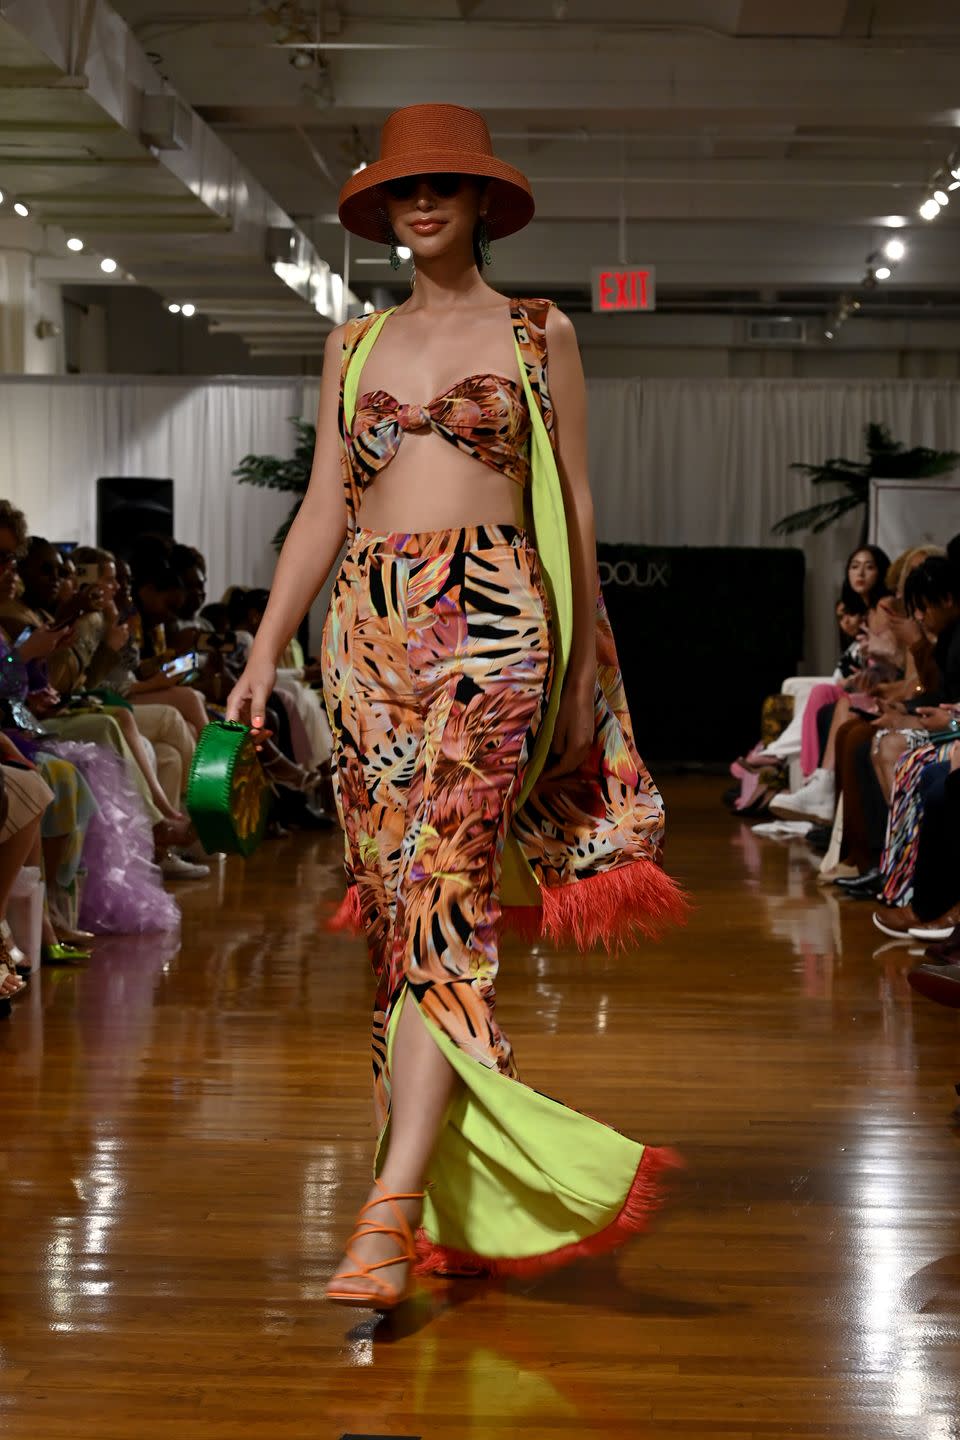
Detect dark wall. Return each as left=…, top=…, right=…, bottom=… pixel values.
left=597, top=544, right=806, bottom=763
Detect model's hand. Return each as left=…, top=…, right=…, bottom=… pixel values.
left=226, top=658, right=276, bottom=732
left=546, top=671, right=595, bottom=777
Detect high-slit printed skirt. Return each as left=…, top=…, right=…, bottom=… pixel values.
left=321, top=523, right=679, bottom=1276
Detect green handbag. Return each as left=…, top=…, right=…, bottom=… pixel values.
left=185, top=721, right=270, bottom=856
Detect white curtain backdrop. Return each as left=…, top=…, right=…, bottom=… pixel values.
left=0, top=376, right=301, bottom=605
left=3, top=374, right=958, bottom=670
left=588, top=378, right=960, bottom=673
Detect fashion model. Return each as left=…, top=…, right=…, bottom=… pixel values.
left=227, top=103, right=687, bottom=1310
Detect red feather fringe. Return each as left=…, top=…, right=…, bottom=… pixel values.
left=503, top=860, right=689, bottom=952
left=327, top=887, right=362, bottom=932
left=413, top=1143, right=684, bottom=1279
left=325, top=860, right=688, bottom=952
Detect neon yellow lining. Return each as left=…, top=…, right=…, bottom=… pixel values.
left=382, top=988, right=642, bottom=1260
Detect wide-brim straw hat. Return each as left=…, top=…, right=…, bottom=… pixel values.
left=338, top=103, right=534, bottom=243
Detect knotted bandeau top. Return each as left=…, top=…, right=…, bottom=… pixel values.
left=350, top=369, right=532, bottom=488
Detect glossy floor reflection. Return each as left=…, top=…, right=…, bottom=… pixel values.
left=1, top=776, right=958, bottom=1438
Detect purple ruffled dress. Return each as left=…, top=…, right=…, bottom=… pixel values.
left=0, top=634, right=179, bottom=934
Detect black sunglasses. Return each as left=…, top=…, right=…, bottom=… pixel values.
left=383, top=172, right=465, bottom=202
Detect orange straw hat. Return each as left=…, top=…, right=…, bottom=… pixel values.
left=338, top=103, right=534, bottom=243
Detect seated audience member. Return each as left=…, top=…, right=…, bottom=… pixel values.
left=4, top=537, right=189, bottom=829
left=169, top=544, right=212, bottom=640
left=74, top=545, right=206, bottom=754
left=771, top=545, right=947, bottom=827
left=0, top=744, right=55, bottom=1005
left=868, top=556, right=960, bottom=931
left=770, top=546, right=893, bottom=823
left=906, top=744, right=960, bottom=1005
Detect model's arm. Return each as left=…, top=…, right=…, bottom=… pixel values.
left=227, top=323, right=349, bottom=728
left=544, top=304, right=598, bottom=777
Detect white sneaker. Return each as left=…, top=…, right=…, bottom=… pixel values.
left=907, top=924, right=957, bottom=942
left=769, top=768, right=836, bottom=824
left=161, top=853, right=211, bottom=881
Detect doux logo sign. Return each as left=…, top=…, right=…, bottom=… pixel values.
left=598, top=557, right=671, bottom=589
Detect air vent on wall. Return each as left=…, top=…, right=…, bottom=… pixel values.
left=747, top=316, right=807, bottom=345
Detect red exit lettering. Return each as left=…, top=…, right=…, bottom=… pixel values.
left=598, top=269, right=652, bottom=310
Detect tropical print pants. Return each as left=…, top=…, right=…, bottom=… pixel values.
left=321, top=524, right=552, bottom=1122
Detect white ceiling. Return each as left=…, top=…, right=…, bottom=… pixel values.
left=3, top=0, right=960, bottom=355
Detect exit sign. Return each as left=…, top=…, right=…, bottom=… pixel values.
left=591, top=266, right=657, bottom=312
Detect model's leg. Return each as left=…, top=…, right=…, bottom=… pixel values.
left=328, top=530, right=552, bottom=1301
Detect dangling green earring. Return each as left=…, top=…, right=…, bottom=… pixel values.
left=389, top=240, right=401, bottom=271
left=478, top=218, right=493, bottom=267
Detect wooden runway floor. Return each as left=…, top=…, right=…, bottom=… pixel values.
left=2, top=775, right=959, bottom=1439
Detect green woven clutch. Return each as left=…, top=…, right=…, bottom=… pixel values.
left=185, top=721, right=270, bottom=857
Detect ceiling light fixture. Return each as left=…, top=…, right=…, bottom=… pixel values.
left=100, top=257, right=118, bottom=273
left=396, top=245, right=412, bottom=261
left=919, top=197, right=941, bottom=220
left=884, top=238, right=906, bottom=261
left=933, top=188, right=949, bottom=206
left=66, top=237, right=84, bottom=252
left=875, top=265, right=892, bottom=280
left=168, top=303, right=181, bottom=314
left=13, top=201, right=29, bottom=217
left=181, top=303, right=196, bottom=317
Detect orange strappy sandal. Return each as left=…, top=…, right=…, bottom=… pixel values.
left=325, top=1177, right=424, bottom=1310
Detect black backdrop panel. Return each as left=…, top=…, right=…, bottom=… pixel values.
left=597, top=544, right=806, bottom=763
left=97, top=477, right=174, bottom=562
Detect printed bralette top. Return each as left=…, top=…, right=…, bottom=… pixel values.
left=349, top=370, right=532, bottom=489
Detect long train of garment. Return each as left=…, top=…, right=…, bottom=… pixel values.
left=880, top=737, right=957, bottom=906
left=322, top=523, right=680, bottom=1277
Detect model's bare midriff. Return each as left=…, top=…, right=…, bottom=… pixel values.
left=353, top=297, right=526, bottom=535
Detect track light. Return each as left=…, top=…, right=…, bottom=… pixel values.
left=884, top=238, right=905, bottom=261
left=933, top=188, right=949, bottom=206
left=875, top=265, right=892, bottom=280
left=919, top=197, right=941, bottom=220
left=168, top=303, right=181, bottom=314
left=100, top=257, right=118, bottom=273
left=66, top=237, right=84, bottom=252
left=13, top=202, right=29, bottom=217
left=181, top=303, right=196, bottom=317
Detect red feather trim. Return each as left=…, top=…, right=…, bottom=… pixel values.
left=327, top=886, right=362, bottom=932
left=324, top=860, right=689, bottom=951
left=413, top=1143, right=683, bottom=1279
left=503, top=859, right=689, bottom=952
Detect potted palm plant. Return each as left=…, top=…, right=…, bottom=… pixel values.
left=234, top=416, right=316, bottom=550
left=773, top=423, right=958, bottom=540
